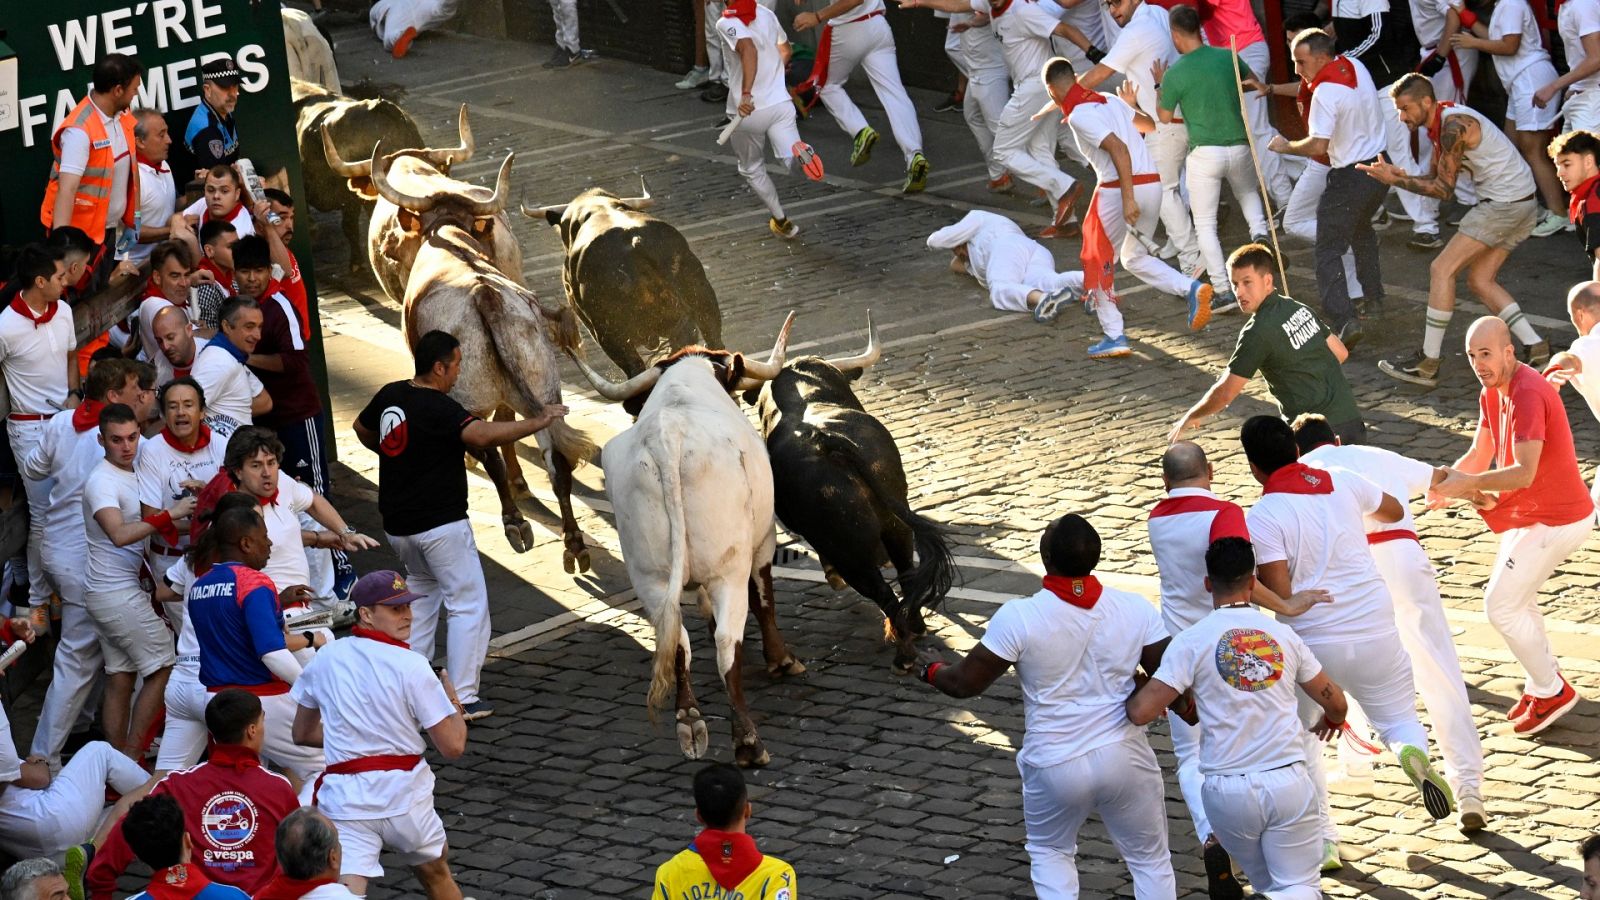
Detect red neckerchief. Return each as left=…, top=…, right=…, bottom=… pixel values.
left=722, top=0, right=755, bottom=23
left=137, top=152, right=170, bottom=175
left=140, top=864, right=213, bottom=900
left=141, top=279, right=167, bottom=301
left=1425, top=100, right=1456, bottom=151
left=1055, top=82, right=1108, bottom=122
left=1569, top=172, right=1600, bottom=224
left=8, top=296, right=59, bottom=329
left=353, top=625, right=410, bottom=649
left=70, top=399, right=107, bottom=433
left=257, top=489, right=279, bottom=507
left=253, top=875, right=339, bottom=900
left=693, top=829, right=763, bottom=891
left=206, top=742, right=261, bottom=772
left=1041, top=574, right=1104, bottom=610
left=201, top=201, right=243, bottom=228
left=161, top=423, right=212, bottom=454
left=1262, top=462, right=1335, bottom=495
left=989, top=0, right=1016, bottom=16
left=198, top=258, right=233, bottom=289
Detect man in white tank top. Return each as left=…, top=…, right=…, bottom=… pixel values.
left=1363, top=73, right=1546, bottom=390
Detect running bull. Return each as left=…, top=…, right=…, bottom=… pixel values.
left=368, top=141, right=597, bottom=571
left=568, top=314, right=806, bottom=768
left=747, top=314, right=955, bottom=672
left=526, top=182, right=722, bottom=376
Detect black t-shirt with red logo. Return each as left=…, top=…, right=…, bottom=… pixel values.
left=357, top=380, right=478, bottom=537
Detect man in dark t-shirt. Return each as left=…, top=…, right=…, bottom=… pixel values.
left=352, top=330, right=568, bottom=721
left=1169, top=244, right=1366, bottom=445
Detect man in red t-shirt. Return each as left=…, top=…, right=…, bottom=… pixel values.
left=1431, top=316, right=1594, bottom=736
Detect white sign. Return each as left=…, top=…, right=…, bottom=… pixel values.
left=0, top=46, right=18, bottom=133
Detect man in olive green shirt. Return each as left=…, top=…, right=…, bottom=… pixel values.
left=1155, top=4, right=1267, bottom=310
left=1169, top=244, right=1366, bottom=444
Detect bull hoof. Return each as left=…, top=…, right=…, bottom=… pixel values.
left=891, top=655, right=916, bottom=675
left=676, top=707, right=709, bottom=759
left=768, top=657, right=807, bottom=678
left=734, top=735, right=770, bottom=769
left=562, top=548, right=592, bottom=575
left=504, top=519, right=535, bottom=553
left=824, top=571, right=848, bottom=591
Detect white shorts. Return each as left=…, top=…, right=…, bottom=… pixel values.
left=333, top=795, right=449, bottom=878
left=156, top=666, right=208, bottom=772
left=84, top=588, right=175, bottom=676
left=1507, top=61, right=1563, bottom=131
left=1564, top=89, right=1600, bottom=133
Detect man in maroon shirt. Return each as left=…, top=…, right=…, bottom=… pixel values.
left=1431, top=316, right=1595, bottom=735
left=78, top=690, right=301, bottom=899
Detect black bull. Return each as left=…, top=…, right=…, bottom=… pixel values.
left=751, top=356, right=956, bottom=671
left=533, top=189, right=722, bottom=377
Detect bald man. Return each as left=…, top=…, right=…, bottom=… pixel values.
left=1431, top=317, right=1594, bottom=735
left=1547, top=282, right=1600, bottom=509
left=150, top=306, right=208, bottom=390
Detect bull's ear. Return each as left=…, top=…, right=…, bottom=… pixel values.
left=398, top=209, right=423, bottom=234
left=845, top=366, right=866, bottom=383
left=740, top=388, right=761, bottom=405
left=349, top=176, right=378, bottom=200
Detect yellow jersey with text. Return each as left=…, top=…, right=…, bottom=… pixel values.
left=652, top=848, right=796, bottom=900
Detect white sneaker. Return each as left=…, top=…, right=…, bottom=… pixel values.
left=1531, top=210, right=1574, bottom=237
left=675, top=65, right=710, bottom=90
left=1458, top=787, right=1486, bottom=833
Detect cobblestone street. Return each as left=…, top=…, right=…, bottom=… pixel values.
left=125, top=14, right=1600, bottom=897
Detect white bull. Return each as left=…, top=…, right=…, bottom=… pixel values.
left=570, top=315, right=806, bottom=768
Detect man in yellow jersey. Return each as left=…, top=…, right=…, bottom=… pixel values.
left=652, top=764, right=797, bottom=900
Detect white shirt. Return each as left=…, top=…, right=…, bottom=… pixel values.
left=302, top=885, right=361, bottom=899
left=57, top=103, right=132, bottom=225
left=129, top=160, right=178, bottom=264
left=1561, top=0, right=1600, bottom=95
left=1410, top=0, right=1450, bottom=47
left=1333, top=0, right=1388, bottom=16
left=980, top=582, right=1167, bottom=767
left=1300, top=443, right=1433, bottom=534
left=167, top=557, right=202, bottom=678
left=926, top=211, right=1039, bottom=288
left=21, top=411, right=107, bottom=561
left=980, top=0, right=1068, bottom=85
left=136, top=430, right=225, bottom=551
left=181, top=198, right=256, bottom=238
left=717, top=7, right=791, bottom=114
left=1067, top=95, right=1156, bottom=184
left=1062, top=0, right=1106, bottom=50
left=1102, top=1, right=1177, bottom=118
left=290, top=634, right=457, bottom=819
left=0, top=705, right=21, bottom=784
left=156, top=334, right=208, bottom=391
left=953, top=13, right=1008, bottom=77
left=1307, top=56, right=1386, bottom=167
left=1432, top=106, right=1536, bottom=202
left=1147, top=487, right=1250, bottom=634
left=1488, top=0, right=1553, bottom=86
left=1153, top=606, right=1322, bottom=775
left=1565, top=333, right=1600, bottom=436
left=1246, top=466, right=1399, bottom=644
left=0, top=304, right=74, bottom=416
left=260, top=475, right=317, bottom=591
left=191, top=342, right=264, bottom=436
left=83, top=460, right=147, bottom=593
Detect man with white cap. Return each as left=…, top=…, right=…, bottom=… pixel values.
left=291, top=571, right=468, bottom=899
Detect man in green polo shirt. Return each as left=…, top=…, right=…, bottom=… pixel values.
left=1155, top=4, right=1267, bottom=312
left=1168, top=243, right=1366, bottom=444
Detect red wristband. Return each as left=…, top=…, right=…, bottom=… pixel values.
left=143, top=510, right=180, bottom=547
left=923, top=661, right=945, bottom=685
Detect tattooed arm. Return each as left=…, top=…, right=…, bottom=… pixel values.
left=1355, top=114, right=1475, bottom=200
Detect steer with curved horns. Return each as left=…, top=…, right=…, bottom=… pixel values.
left=524, top=183, right=722, bottom=377
left=369, top=141, right=598, bottom=570
left=569, top=314, right=806, bottom=768
left=748, top=314, right=956, bottom=673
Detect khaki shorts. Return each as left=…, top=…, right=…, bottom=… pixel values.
left=1458, top=198, right=1541, bottom=252
left=84, top=589, right=175, bottom=676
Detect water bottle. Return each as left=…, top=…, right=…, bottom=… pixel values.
left=114, top=210, right=141, bottom=260
left=236, top=158, right=282, bottom=226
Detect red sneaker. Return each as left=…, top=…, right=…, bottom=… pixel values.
left=987, top=173, right=1014, bottom=193
left=1512, top=676, right=1580, bottom=735
left=1040, top=183, right=1082, bottom=239
left=392, top=26, right=418, bottom=59
left=1507, top=694, right=1534, bottom=721
left=792, top=142, right=825, bottom=182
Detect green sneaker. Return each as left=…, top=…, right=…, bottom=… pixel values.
left=902, top=151, right=929, bottom=193
left=850, top=125, right=879, bottom=166
left=1398, top=744, right=1455, bottom=820
left=65, top=842, right=94, bottom=900
left=1320, top=839, right=1342, bottom=873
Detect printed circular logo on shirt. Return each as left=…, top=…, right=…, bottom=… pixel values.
left=378, top=406, right=408, bottom=457
left=1213, top=628, right=1285, bottom=692
left=201, top=791, right=259, bottom=850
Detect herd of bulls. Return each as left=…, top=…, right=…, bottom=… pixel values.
left=295, top=88, right=958, bottom=766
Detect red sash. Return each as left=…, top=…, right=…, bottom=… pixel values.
left=1366, top=529, right=1419, bottom=545
left=1080, top=173, right=1161, bottom=298
left=311, top=754, right=424, bottom=806
left=795, top=10, right=885, bottom=107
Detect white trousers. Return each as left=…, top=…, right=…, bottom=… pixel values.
left=1168, top=714, right=1211, bottom=845
left=730, top=104, right=804, bottom=221
left=816, top=16, right=923, bottom=164
left=964, top=67, right=1012, bottom=180
left=550, top=0, right=580, bottom=51
left=0, top=740, right=147, bottom=859
left=1147, top=123, right=1199, bottom=272
left=705, top=0, right=726, bottom=82
left=983, top=241, right=1082, bottom=312
left=368, top=0, right=461, bottom=49
left=1371, top=538, right=1483, bottom=792
left=8, top=420, right=51, bottom=608
left=1187, top=144, right=1268, bottom=293
left=1485, top=517, right=1593, bottom=697
left=30, top=568, right=103, bottom=766
left=389, top=519, right=492, bottom=706
left=993, top=79, right=1075, bottom=203
left=1019, top=735, right=1176, bottom=900
left=1425, top=47, right=1478, bottom=104
left=259, top=690, right=325, bottom=783
left=1239, top=42, right=1293, bottom=206
left=1564, top=89, right=1600, bottom=132
left=1090, top=181, right=1193, bottom=339
left=157, top=667, right=208, bottom=772
left=1203, top=763, right=1322, bottom=900
left=1284, top=160, right=1363, bottom=299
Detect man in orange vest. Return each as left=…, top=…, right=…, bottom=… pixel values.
left=39, top=54, right=144, bottom=257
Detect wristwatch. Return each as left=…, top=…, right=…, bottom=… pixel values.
left=300, top=631, right=317, bottom=650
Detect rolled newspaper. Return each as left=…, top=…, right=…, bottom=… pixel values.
left=717, top=115, right=744, bottom=146
left=0, top=640, right=27, bottom=671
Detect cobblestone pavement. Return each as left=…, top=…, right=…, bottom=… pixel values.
left=55, top=15, right=1600, bottom=897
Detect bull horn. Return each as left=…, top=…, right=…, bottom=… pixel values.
left=567, top=349, right=663, bottom=401
left=620, top=175, right=654, bottom=210
left=520, top=198, right=568, bottom=222
left=423, top=104, right=475, bottom=168
left=466, top=152, right=514, bottom=217
left=368, top=140, right=439, bottom=213
left=739, top=311, right=796, bottom=382
left=321, top=127, right=371, bottom=178
left=821, top=311, right=880, bottom=373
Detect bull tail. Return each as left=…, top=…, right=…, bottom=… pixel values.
left=546, top=419, right=597, bottom=470
left=646, top=431, right=690, bottom=716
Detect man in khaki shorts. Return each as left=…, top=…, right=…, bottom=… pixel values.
left=1361, top=73, right=1548, bottom=389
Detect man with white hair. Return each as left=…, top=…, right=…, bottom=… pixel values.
left=0, top=858, right=68, bottom=900
left=1545, top=281, right=1600, bottom=506
left=128, top=109, right=177, bottom=265
left=256, top=809, right=361, bottom=899
left=926, top=210, right=1083, bottom=322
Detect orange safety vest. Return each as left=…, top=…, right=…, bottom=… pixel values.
left=39, top=96, right=139, bottom=240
